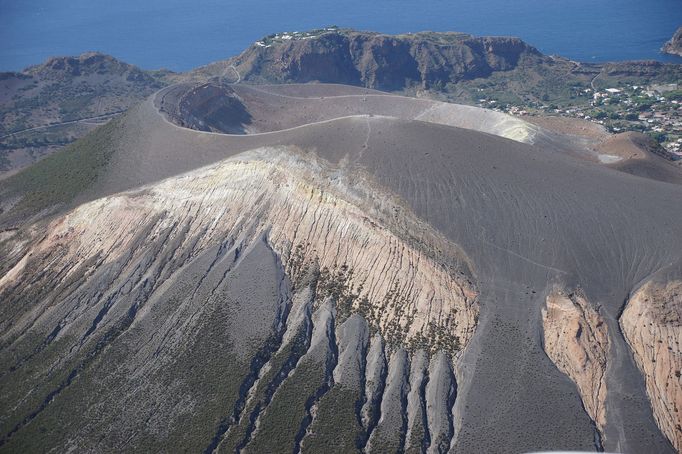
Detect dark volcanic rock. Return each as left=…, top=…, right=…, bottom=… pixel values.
left=188, top=29, right=680, bottom=106
left=170, top=82, right=253, bottom=134
left=23, top=52, right=155, bottom=82
left=662, top=27, right=682, bottom=57
left=229, top=30, right=546, bottom=90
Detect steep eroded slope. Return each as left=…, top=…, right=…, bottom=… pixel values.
left=0, top=146, right=478, bottom=452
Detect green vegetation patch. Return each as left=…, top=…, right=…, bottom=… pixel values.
left=0, top=332, right=81, bottom=439
left=221, top=324, right=310, bottom=452
left=0, top=281, right=253, bottom=453
left=288, top=244, right=461, bottom=354
left=245, top=356, right=327, bottom=453
left=405, top=421, right=427, bottom=454
left=368, top=427, right=403, bottom=454
left=301, top=385, right=363, bottom=454
left=0, top=117, right=122, bottom=222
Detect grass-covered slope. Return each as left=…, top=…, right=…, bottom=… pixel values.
left=0, top=117, right=122, bottom=226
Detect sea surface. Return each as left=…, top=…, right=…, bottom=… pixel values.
left=1, top=0, right=681, bottom=72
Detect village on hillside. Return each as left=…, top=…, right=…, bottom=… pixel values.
left=481, top=83, right=682, bottom=158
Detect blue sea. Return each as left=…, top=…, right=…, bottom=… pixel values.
left=1, top=0, right=681, bottom=72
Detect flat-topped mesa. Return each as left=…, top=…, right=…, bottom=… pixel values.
left=542, top=289, right=609, bottom=434
left=0, top=146, right=478, bottom=355
left=621, top=281, right=682, bottom=451
left=207, top=29, right=546, bottom=90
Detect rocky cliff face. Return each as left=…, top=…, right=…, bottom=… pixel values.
left=662, top=27, right=682, bottom=57
left=187, top=29, right=682, bottom=109
left=621, top=281, right=682, bottom=451
left=225, top=30, right=545, bottom=91
left=542, top=290, right=609, bottom=433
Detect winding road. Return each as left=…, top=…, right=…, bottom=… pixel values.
left=0, top=110, right=125, bottom=141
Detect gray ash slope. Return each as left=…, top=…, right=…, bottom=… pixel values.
left=159, top=81, right=682, bottom=185
left=0, top=82, right=681, bottom=453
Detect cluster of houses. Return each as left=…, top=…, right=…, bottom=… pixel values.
left=484, top=84, right=682, bottom=158
left=254, top=27, right=339, bottom=48
left=589, top=84, right=681, bottom=157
